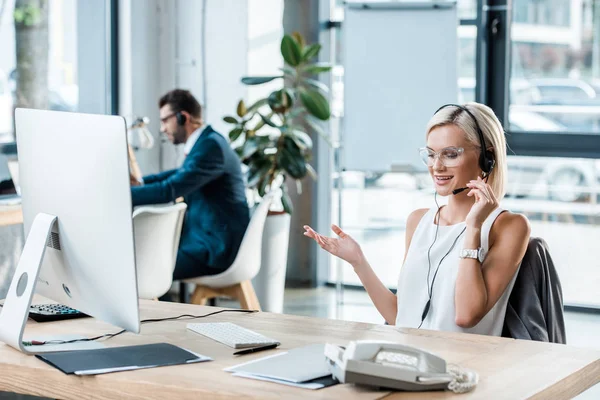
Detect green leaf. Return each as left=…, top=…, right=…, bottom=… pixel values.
left=241, top=76, right=283, bottom=85
left=300, top=77, right=329, bottom=94
left=253, top=118, right=266, bottom=132
left=279, top=66, right=297, bottom=77
left=223, top=116, right=238, bottom=124
left=247, top=98, right=269, bottom=114
left=248, top=163, right=271, bottom=188
left=242, top=139, right=259, bottom=159
left=228, top=128, right=243, bottom=141
left=234, top=146, right=244, bottom=158
left=300, top=89, right=331, bottom=121
left=302, top=44, right=321, bottom=62
left=302, top=63, right=333, bottom=75
left=291, top=32, right=306, bottom=50
left=258, top=176, right=270, bottom=197
left=288, top=108, right=305, bottom=120
left=281, top=189, right=294, bottom=214
left=13, top=9, right=24, bottom=23
left=291, top=129, right=313, bottom=150
left=237, top=100, right=247, bottom=117
left=259, top=113, right=278, bottom=128
left=278, top=137, right=307, bottom=179
left=14, top=5, right=42, bottom=26
left=268, top=89, right=294, bottom=113
left=281, top=35, right=302, bottom=67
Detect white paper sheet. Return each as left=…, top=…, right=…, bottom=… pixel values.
left=231, top=372, right=325, bottom=390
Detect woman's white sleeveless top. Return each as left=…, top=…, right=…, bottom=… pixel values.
left=395, top=206, right=519, bottom=336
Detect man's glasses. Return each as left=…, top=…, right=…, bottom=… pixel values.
left=160, top=112, right=178, bottom=124
left=418, top=146, right=467, bottom=168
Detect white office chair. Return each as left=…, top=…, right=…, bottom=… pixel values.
left=184, top=193, right=274, bottom=310
left=133, top=203, right=187, bottom=300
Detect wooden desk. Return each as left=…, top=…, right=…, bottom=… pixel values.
left=0, top=299, right=599, bottom=400
left=0, top=205, right=22, bottom=226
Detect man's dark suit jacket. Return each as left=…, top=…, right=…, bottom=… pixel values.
left=131, top=125, right=250, bottom=279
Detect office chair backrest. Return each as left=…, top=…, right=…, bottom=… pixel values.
left=218, top=192, right=275, bottom=285
left=502, top=236, right=566, bottom=343
left=132, top=202, right=187, bottom=299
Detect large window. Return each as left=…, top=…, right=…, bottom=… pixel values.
left=325, top=0, right=600, bottom=309
left=327, top=0, right=481, bottom=288
left=0, top=0, right=79, bottom=143
left=506, top=0, right=600, bottom=308
left=0, top=0, right=116, bottom=146
left=510, top=0, right=600, bottom=134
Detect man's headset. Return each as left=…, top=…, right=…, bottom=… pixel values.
left=174, top=111, right=202, bottom=127
left=433, top=104, right=496, bottom=195
left=175, top=111, right=187, bottom=126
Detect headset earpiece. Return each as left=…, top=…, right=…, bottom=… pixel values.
left=480, top=150, right=495, bottom=175
left=481, top=150, right=495, bottom=175
left=175, top=112, right=186, bottom=126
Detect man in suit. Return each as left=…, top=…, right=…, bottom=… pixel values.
left=131, top=89, right=250, bottom=283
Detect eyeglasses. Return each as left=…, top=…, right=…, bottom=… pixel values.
left=418, top=146, right=468, bottom=168
left=160, top=112, right=177, bottom=124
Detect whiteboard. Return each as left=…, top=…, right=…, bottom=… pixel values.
left=342, top=0, right=458, bottom=172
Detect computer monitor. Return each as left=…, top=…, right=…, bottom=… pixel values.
left=0, top=108, right=140, bottom=354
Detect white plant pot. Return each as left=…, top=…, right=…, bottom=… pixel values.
left=252, top=212, right=291, bottom=313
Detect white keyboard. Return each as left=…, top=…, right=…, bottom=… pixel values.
left=187, top=322, right=280, bottom=349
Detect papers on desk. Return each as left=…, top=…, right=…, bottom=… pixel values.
left=232, top=372, right=338, bottom=390
left=225, top=344, right=339, bottom=390
left=36, top=343, right=211, bottom=375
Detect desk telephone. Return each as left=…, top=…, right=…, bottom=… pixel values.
left=324, top=341, right=478, bottom=394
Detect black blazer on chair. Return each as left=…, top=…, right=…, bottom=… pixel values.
left=502, top=237, right=566, bottom=344
left=131, top=125, right=250, bottom=274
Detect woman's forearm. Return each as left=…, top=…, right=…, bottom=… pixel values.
left=454, top=227, right=487, bottom=327
left=353, top=260, right=398, bottom=325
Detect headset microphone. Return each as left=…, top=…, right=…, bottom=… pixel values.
left=452, top=187, right=468, bottom=195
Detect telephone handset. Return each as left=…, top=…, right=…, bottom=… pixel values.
left=324, top=340, right=478, bottom=393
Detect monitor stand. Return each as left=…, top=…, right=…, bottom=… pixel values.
left=0, top=213, right=59, bottom=354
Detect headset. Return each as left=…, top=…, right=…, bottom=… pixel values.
left=434, top=104, right=495, bottom=176
left=418, top=104, right=493, bottom=328
left=418, top=193, right=466, bottom=329
left=175, top=111, right=187, bottom=126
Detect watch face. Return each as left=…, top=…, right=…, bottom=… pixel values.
left=478, top=248, right=487, bottom=262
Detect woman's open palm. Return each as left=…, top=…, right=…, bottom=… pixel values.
left=303, top=224, right=365, bottom=267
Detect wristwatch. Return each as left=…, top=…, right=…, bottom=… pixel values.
left=459, top=248, right=486, bottom=263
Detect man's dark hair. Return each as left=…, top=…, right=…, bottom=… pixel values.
left=159, top=89, right=202, bottom=119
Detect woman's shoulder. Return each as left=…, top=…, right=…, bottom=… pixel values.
left=491, top=210, right=531, bottom=242
left=407, top=208, right=430, bottom=229
left=404, top=208, right=432, bottom=251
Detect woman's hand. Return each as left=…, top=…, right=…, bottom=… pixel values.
left=466, top=176, right=499, bottom=229
left=303, top=224, right=366, bottom=268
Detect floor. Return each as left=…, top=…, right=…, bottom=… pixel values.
left=1, top=286, right=599, bottom=399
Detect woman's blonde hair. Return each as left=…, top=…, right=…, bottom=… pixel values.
left=425, top=102, right=508, bottom=199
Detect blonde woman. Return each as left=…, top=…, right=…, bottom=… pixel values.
left=304, top=102, right=530, bottom=335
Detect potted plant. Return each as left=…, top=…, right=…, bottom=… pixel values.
left=223, top=32, right=332, bottom=312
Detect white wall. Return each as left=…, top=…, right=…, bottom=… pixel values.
left=120, top=0, right=283, bottom=175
